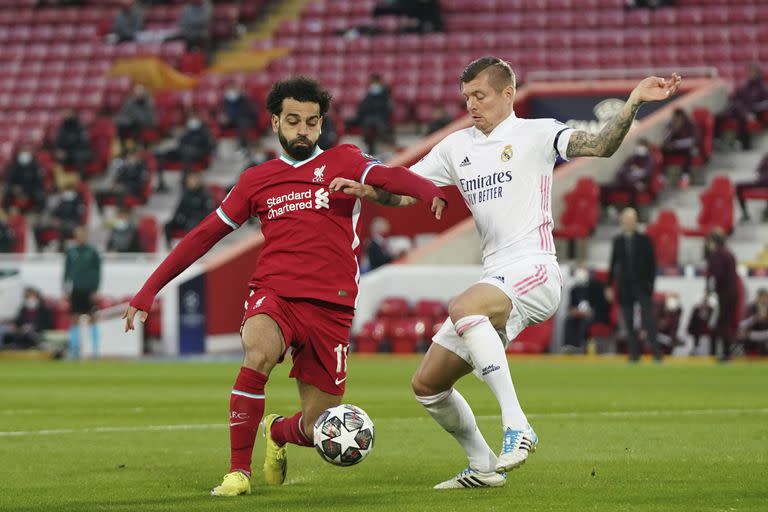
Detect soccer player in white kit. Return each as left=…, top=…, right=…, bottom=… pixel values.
left=331, top=57, right=681, bottom=489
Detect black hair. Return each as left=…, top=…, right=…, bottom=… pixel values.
left=460, top=57, right=516, bottom=90
left=266, top=76, right=332, bottom=116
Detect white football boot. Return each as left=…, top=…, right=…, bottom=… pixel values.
left=433, top=467, right=506, bottom=489
left=495, top=426, right=538, bottom=473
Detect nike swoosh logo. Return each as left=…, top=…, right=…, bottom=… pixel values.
left=334, top=377, right=347, bottom=385
left=229, top=421, right=248, bottom=427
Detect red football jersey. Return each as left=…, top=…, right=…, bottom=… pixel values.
left=217, top=144, right=383, bottom=308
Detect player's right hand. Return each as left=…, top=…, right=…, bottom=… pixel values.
left=328, top=177, right=376, bottom=200
left=122, top=305, right=148, bottom=332
left=432, top=197, right=446, bottom=220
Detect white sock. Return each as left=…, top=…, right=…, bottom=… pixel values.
left=416, top=389, right=496, bottom=473
left=455, top=315, right=528, bottom=431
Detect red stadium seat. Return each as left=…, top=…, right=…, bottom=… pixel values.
left=553, top=177, right=600, bottom=256
left=138, top=216, right=159, bottom=253
left=8, top=214, right=27, bottom=253
left=388, top=318, right=427, bottom=354
left=646, top=209, right=680, bottom=268
left=681, top=176, right=735, bottom=237
left=507, top=318, right=553, bottom=354
left=354, top=319, right=387, bottom=353
left=377, top=297, right=410, bottom=319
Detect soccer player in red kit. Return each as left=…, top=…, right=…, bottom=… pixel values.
left=122, top=77, right=447, bottom=497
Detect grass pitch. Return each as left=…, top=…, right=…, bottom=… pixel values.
left=1, top=356, right=767, bottom=512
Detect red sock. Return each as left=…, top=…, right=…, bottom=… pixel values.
left=229, top=367, right=268, bottom=475
left=270, top=411, right=314, bottom=447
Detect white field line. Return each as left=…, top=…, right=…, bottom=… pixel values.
left=1, top=408, right=767, bottom=437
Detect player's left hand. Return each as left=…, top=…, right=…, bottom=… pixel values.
left=122, top=305, right=148, bottom=332
left=431, top=197, right=446, bottom=220
left=328, top=177, right=377, bottom=200
left=630, top=73, right=682, bottom=104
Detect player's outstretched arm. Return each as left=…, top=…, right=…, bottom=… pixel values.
left=329, top=178, right=417, bottom=207
left=122, top=211, right=233, bottom=332
left=566, top=73, right=682, bottom=159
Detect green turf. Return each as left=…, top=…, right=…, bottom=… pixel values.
left=1, top=357, right=767, bottom=512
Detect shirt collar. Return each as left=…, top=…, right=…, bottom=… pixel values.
left=279, top=146, right=324, bottom=167
left=473, top=111, right=518, bottom=141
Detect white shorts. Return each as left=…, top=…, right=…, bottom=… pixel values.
left=433, top=261, right=563, bottom=367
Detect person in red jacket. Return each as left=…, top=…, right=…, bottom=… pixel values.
left=122, top=76, right=446, bottom=497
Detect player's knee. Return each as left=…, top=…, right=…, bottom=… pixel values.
left=447, top=297, right=473, bottom=324
left=411, top=372, right=447, bottom=398
left=242, top=349, right=273, bottom=374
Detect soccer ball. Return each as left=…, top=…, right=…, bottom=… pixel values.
left=313, top=404, right=375, bottom=467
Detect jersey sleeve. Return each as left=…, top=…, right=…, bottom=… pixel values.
left=409, top=139, right=454, bottom=186
left=542, top=119, right=574, bottom=163
left=216, top=175, right=254, bottom=230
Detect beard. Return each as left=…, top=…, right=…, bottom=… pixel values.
left=278, top=130, right=316, bottom=161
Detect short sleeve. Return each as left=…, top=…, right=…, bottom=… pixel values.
left=543, top=119, right=574, bottom=162
left=216, top=178, right=252, bottom=230
left=409, top=140, right=453, bottom=186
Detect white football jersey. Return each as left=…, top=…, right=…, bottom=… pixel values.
left=411, top=112, right=573, bottom=270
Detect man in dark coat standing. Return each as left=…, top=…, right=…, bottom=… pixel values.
left=607, top=207, right=661, bottom=362
left=705, top=229, right=740, bottom=362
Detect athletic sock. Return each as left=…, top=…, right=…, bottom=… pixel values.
left=455, top=315, right=528, bottom=431
left=90, top=324, right=100, bottom=358
left=270, top=411, right=314, bottom=447
left=229, top=367, right=268, bottom=475
left=68, top=325, right=81, bottom=358
left=416, top=388, right=496, bottom=473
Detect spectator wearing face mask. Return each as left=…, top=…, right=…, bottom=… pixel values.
left=687, top=293, right=719, bottom=356
left=2, top=145, right=47, bottom=213
left=33, top=178, right=86, bottom=252
left=95, top=148, right=149, bottom=212
left=348, top=74, right=394, bottom=156
left=600, top=139, right=656, bottom=211
left=155, top=110, right=216, bottom=189
left=115, top=83, right=158, bottom=155
left=163, top=173, right=214, bottom=248
left=111, top=0, right=143, bottom=43
left=53, top=109, right=93, bottom=179
left=661, top=108, right=699, bottom=189
left=737, top=288, right=768, bottom=355
left=716, top=64, right=768, bottom=151
left=704, top=229, right=740, bottom=362
left=656, top=292, right=682, bottom=351
left=366, top=217, right=393, bottom=271
left=217, top=81, right=257, bottom=153
left=1, top=288, right=52, bottom=350
left=107, top=208, right=142, bottom=253
left=561, top=265, right=610, bottom=352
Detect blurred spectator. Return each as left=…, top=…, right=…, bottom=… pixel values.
left=561, top=265, right=610, bottom=352
left=107, top=208, right=142, bottom=253
left=655, top=292, right=682, bottom=351
left=317, top=111, right=339, bottom=150
left=348, top=74, right=394, bottom=155
left=111, top=0, right=143, bottom=43
left=217, top=81, right=257, bottom=153
left=2, top=145, right=47, bottom=213
left=716, top=64, right=768, bottom=151
left=705, top=229, right=740, bottom=362
left=366, top=217, right=393, bottom=271
left=0, top=209, right=16, bottom=253
left=164, top=174, right=213, bottom=248
left=34, top=178, right=85, bottom=252
left=735, top=154, right=768, bottom=222
left=606, top=207, right=661, bottom=362
left=115, top=83, right=157, bottom=155
left=155, top=110, right=216, bottom=189
left=687, top=294, right=718, bottom=356
left=738, top=288, right=768, bottom=355
left=373, top=0, right=443, bottom=33
left=426, top=105, right=452, bottom=135
left=54, top=109, right=92, bottom=179
left=178, top=0, right=211, bottom=51
left=600, top=139, right=655, bottom=210
left=1, top=288, right=52, bottom=350
left=661, top=108, right=699, bottom=189
left=64, top=226, right=101, bottom=358
left=95, top=148, right=149, bottom=212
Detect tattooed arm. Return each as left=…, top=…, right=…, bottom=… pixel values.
left=328, top=178, right=418, bottom=207
left=567, top=73, right=682, bottom=159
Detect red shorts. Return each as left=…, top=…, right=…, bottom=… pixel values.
left=241, top=289, right=354, bottom=396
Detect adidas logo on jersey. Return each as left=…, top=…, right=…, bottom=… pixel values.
left=315, top=189, right=330, bottom=209
left=459, top=156, right=471, bottom=167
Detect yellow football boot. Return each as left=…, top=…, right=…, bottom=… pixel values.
left=210, top=471, right=251, bottom=497
left=263, top=414, right=287, bottom=485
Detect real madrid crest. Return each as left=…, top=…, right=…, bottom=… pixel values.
left=501, top=144, right=513, bottom=162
